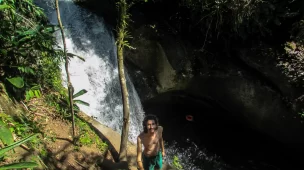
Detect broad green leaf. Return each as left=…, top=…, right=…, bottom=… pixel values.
left=0, top=5, right=10, bottom=10
left=0, top=134, right=39, bottom=157
left=74, top=100, right=90, bottom=106
left=17, top=67, right=25, bottom=72
left=6, top=77, right=24, bottom=88
left=25, top=91, right=30, bottom=101
left=0, top=120, right=13, bottom=145
left=30, top=85, right=40, bottom=90
left=73, top=89, right=88, bottom=99
left=0, top=162, right=38, bottom=169
left=29, top=90, right=34, bottom=98
left=24, top=67, right=35, bottom=74
left=34, top=90, right=41, bottom=97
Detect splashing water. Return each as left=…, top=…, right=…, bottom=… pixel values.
left=165, top=140, right=229, bottom=170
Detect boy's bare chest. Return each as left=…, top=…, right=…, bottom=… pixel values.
left=142, top=134, right=159, bottom=148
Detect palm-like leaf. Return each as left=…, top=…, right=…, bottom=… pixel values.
left=0, top=162, right=38, bottom=170
left=74, top=100, right=90, bottom=106
left=73, top=89, right=87, bottom=99
left=0, top=133, right=39, bottom=157
left=67, top=53, right=85, bottom=62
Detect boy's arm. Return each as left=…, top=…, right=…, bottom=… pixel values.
left=159, top=126, right=165, bottom=157
left=137, top=136, right=144, bottom=170
left=160, top=137, right=165, bottom=157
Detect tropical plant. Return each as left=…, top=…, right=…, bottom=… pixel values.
left=0, top=119, right=39, bottom=169
left=0, top=120, right=13, bottom=146
left=60, top=89, right=90, bottom=115
left=277, top=20, right=304, bottom=87
left=174, top=0, right=301, bottom=39
left=25, top=85, right=42, bottom=101
left=0, top=0, right=63, bottom=100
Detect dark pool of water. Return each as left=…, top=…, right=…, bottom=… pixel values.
left=143, top=92, right=304, bottom=170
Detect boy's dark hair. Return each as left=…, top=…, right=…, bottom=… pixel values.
left=142, top=114, right=159, bottom=133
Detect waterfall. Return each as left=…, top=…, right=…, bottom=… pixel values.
left=35, top=0, right=144, bottom=143
left=33, top=1, right=299, bottom=170
left=33, top=1, right=229, bottom=169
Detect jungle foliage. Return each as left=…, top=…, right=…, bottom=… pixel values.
left=0, top=0, right=64, bottom=101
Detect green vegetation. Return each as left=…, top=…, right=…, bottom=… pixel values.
left=0, top=0, right=63, bottom=100
left=178, top=0, right=299, bottom=38
left=0, top=111, right=40, bottom=169
left=172, top=155, right=183, bottom=170
left=1, top=0, right=304, bottom=169
left=0, top=0, right=107, bottom=168
left=0, top=132, right=39, bottom=169
left=75, top=117, right=108, bottom=151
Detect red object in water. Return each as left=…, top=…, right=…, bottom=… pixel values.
left=186, top=115, right=193, bottom=121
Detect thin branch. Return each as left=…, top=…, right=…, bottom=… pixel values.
left=200, top=18, right=213, bottom=52
left=14, top=12, right=36, bottom=29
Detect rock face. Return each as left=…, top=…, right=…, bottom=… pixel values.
left=124, top=24, right=304, bottom=151
left=237, top=47, right=304, bottom=112
left=186, top=75, right=304, bottom=149
left=125, top=25, right=180, bottom=94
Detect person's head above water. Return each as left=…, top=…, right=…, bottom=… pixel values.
left=142, top=114, right=159, bottom=133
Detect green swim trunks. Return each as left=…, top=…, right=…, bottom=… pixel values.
left=143, top=151, right=163, bottom=170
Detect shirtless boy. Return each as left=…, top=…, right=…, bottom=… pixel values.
left=137, top=115, right=165, bottom=170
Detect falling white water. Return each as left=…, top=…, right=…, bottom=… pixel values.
left=35, top=0, right=144, bottom=143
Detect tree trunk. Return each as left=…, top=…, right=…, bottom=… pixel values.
left=117, top=46, right=130, bottom=162
left=55, top=0, right=76, bottom=140
left=117, top=0, right=130, bottom=162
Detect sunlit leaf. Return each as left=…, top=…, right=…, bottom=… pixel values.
left=0, top=5, right=10, bottom=10
left=73, top=89, right=88, bottom=99
left=0, top=162, right=38, bottom=169
left=34, top=90, right=41, bottom=97
left=6, top=77, right=24, bottom=88
left=29, top=90, right=34, bottom=98
left=0, top=134, right=39, bottom=157
left=0, top=120, right=13, bottom=145
left=74, top=100, right=90, bottom=106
